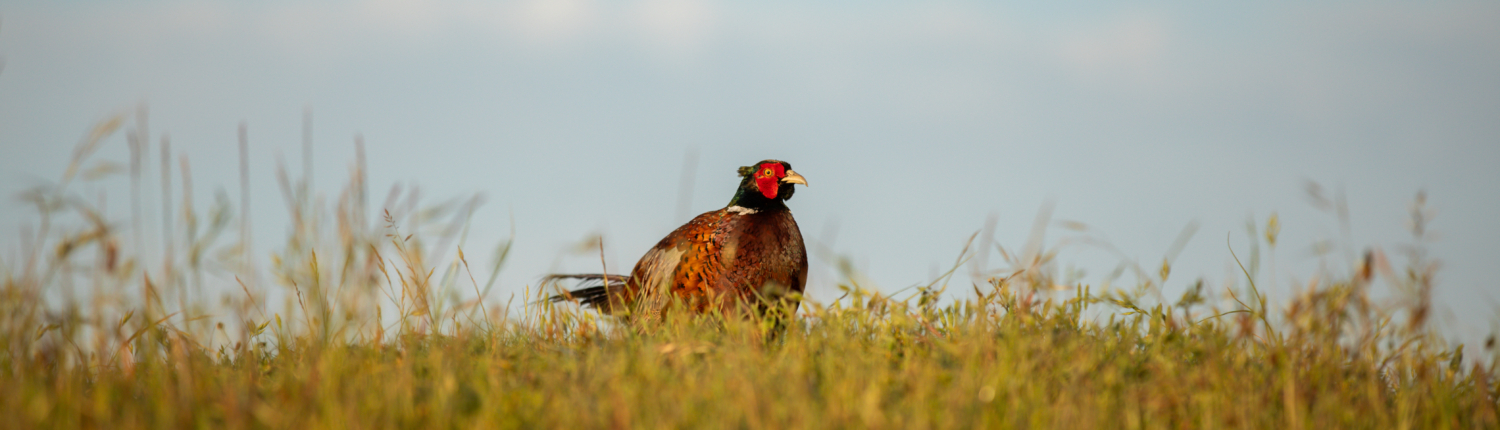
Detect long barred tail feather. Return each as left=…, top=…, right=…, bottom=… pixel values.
left=543, top=274, right=631, bottom=312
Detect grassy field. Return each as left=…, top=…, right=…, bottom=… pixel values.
left=3, top=116, right=1497, bottom=429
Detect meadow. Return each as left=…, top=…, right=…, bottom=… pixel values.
left=3, top=115, right=1496, bottom=429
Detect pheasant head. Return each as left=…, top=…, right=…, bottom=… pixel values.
left=729, top=159, right=808, bottom=210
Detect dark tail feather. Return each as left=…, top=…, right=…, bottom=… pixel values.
left=543, top=274, right=631, bottom=313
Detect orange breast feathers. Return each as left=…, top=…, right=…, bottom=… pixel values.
left=621, top=208, right=807, bottom=313
left=621, top=210, right=727, bottom=310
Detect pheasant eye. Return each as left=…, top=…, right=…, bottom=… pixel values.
left=763, top=168, right=774, bottom=176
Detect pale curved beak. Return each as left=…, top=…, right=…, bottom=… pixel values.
left=781, top=170, right=808, bottom=186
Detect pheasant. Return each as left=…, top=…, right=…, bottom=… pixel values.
left=548, top=159, right=809, bottom=320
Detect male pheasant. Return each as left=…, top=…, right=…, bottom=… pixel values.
left=548, top=159, right=809, bottom=320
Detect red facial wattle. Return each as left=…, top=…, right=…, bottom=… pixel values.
left=754, top=163, right=785, bottom=199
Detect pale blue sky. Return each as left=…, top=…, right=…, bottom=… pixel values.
left=2, top=1, right=1498, bottom=345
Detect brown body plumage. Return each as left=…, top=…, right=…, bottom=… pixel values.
left=548, top=159, right=808, bottom=320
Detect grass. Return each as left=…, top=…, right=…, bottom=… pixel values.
left=3, top=114, right=1497, bottom=429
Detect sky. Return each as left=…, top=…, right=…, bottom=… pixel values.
left=2, top=1, right=1498, bottom=346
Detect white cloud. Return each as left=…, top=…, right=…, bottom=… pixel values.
left=510, top=0, right=599, bottom=44
left=629, top=0, right=717, bottom=59
left=1055, top=12, right=1172, bottom=85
